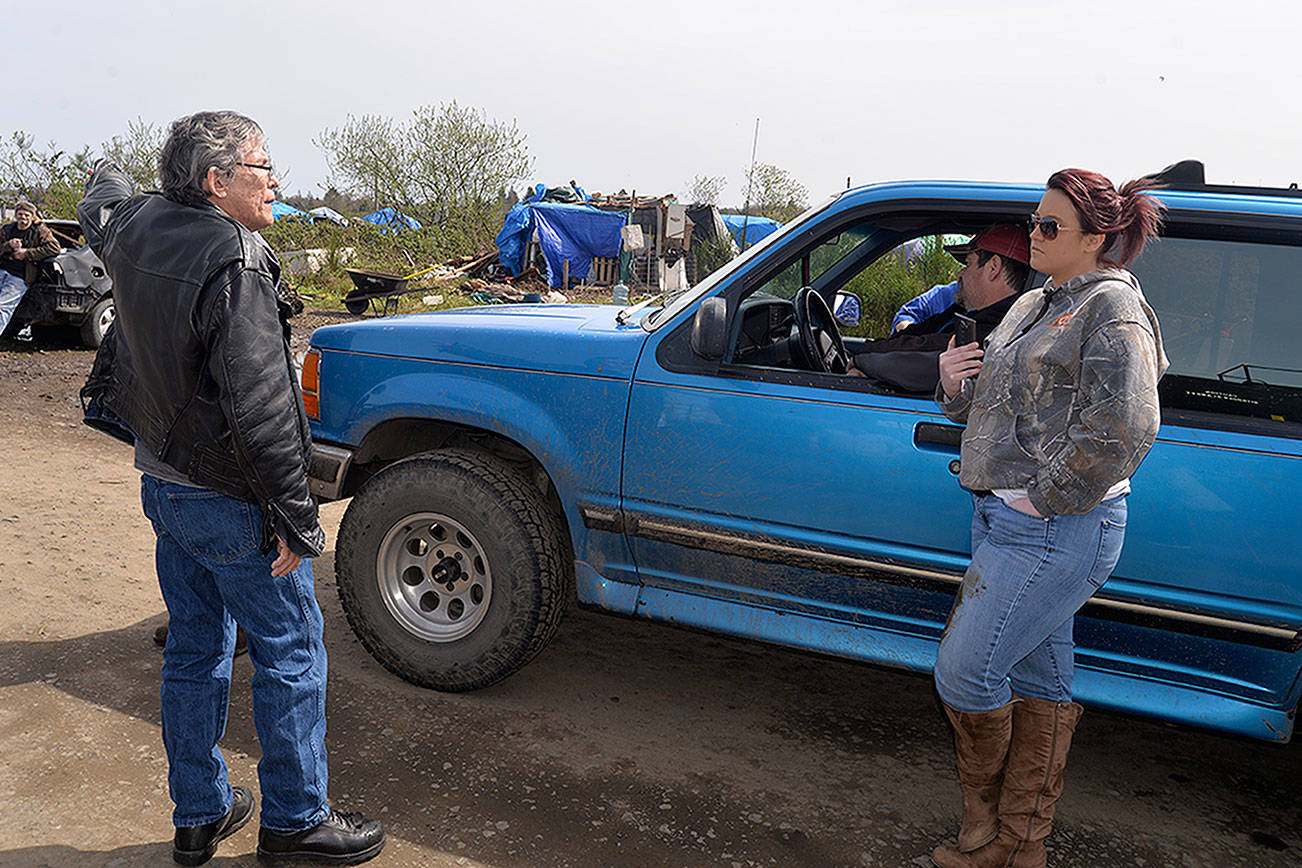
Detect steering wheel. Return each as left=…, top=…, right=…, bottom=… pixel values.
left=792, top=286, right=849, bottom=374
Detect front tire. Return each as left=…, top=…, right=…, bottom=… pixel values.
left=335, top=449, right=571, bottom=691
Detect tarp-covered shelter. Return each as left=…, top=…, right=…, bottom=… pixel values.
left=722, top=214, right=781, bottom=247
left=523, top=181, right=590, bottom=205
left=684, top=204, right=738, bottom=253
left=271, top=200, right=309, bottom=221
left=361, top=207, right=422, bottom=232
left=496, top=200, right=625, bottom=288
left=309, top=206, right=349, bottom=226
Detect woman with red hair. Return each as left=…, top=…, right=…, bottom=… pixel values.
left=929, top=169, right=1168, bottom=868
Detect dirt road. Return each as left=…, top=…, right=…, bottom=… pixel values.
left=0, top=327, right=1298, bottom=867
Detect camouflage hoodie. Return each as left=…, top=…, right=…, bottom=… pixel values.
left=936, top=267, right=1169, bottom=516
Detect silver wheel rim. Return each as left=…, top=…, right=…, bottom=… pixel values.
left=376, top=512, right=493, bottom=642
left=97, top=302, right=115, bottom=333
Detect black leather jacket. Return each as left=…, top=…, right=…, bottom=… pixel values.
left=77, top=163, right=324, bottom=557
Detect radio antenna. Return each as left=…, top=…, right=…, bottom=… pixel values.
left=740, top=118, right=760, bottom=249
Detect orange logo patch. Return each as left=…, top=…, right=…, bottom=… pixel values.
left=1049, top=313, right=1074, bottom=328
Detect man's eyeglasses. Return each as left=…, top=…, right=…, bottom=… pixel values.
left=238, top=162, right=275, bottom=176
left=1026, top=216, right=1083, bottom=241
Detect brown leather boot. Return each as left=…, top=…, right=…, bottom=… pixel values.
left=931, top=697, right=1083, bottom=868
left=942, top=699, right=1015, bottom=851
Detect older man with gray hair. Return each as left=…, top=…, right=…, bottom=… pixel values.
left=78, top=111, right=384, bottom=866
left=0, top=200, right=60, bottom=335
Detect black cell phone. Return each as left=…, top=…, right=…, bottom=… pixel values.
left=953, top=312, right=978, bottom=347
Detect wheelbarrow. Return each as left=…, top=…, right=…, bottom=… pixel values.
left=342, top=264, right=440, bottom=315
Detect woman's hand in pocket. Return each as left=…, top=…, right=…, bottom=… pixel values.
left=1006, top=497, right=1043, bottom=518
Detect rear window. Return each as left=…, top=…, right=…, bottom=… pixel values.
left=1132, top=235, right=1302, bottom=434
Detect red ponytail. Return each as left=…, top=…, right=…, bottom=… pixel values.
left=1047, top=169, right=1164, bottom=267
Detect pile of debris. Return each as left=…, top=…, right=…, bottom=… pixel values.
left=420, top=248, right=575, bottom=304
left=442, top=258, right=563, bottom=304
left=429, top=250, right=502, bottom=282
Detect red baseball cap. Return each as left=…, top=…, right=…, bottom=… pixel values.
left=944, top=224, right=1030, bottom=266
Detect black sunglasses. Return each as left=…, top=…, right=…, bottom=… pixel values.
left=1026, top=215, right=1083, bottom=241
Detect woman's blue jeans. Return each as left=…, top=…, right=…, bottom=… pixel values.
left=141, top=475, right=330, bottom=832
left=934, top=493, right=1127, bottom=713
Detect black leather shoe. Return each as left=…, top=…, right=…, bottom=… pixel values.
left=173, top=785, right=254, bottom=865
left=257, top=809, right=385, bottom=864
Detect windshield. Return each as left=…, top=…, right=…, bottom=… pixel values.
left=643, top=195, right=839, bottom=331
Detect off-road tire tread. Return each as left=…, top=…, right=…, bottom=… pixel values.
left=335, top=448, right=572, bottom=691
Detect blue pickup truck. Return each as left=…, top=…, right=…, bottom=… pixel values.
left=304, top=174, right=1302, bottom=743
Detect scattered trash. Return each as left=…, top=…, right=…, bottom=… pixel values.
left=505, top=266, right=542, bottom=284
left=422, top=294, right=444, bottom=306
left=467, top=282, right=527, bottom=302
left=434, top=250, right=499, bottom=282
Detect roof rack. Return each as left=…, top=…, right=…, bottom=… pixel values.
left=1146, top=160, right=1302, bottom=198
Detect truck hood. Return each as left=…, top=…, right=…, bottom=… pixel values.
left=309, top=303, right=652, bottom=379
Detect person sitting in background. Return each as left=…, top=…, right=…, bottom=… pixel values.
left=849, top=224, right=1031, bottom=392
left=0, top=201, right=60, bottom=335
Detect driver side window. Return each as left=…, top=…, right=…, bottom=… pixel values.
left=749, top=225, right=874, bottom=302
left=730, top=227, right=962, bottom=373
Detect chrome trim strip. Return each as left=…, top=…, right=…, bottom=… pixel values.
left=636, top=517, right=958, bottom=586
left=1090, top=597, right=1297, bottom=642
left=580, top=506, right=1302, bottom=648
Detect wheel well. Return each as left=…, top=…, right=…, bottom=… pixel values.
left=342, top=419, right=571, bottom=552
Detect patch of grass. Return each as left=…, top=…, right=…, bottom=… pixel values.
left=840, top=236, right=960, bottom=338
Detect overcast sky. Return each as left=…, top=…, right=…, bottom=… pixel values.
left=13, top=0, right=1302, bottom=205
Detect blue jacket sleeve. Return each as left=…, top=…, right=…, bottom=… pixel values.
left=893, top=281, right=959, bottom=331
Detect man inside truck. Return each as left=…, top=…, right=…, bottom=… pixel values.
left=848, top=223, right=1030, bottom=392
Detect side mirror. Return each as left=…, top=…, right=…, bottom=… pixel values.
left=690, top=296, right=728, bottom=360
left=833, top=291, right=861, bottom=327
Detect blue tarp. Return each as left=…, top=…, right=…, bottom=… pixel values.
left=721, top=213, right=781, bottom=247
left=271, top=200, right=309, bottom=221
left=361, top=207, right=422, bottom=232
left=495, top=201, right=624, bottom=288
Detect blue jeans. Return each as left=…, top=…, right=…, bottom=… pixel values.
left=140, top=475, right=330, bottom=832
left=934, top=493, right=1127, bottom=712
left=0, top=270, right=28, bottom=333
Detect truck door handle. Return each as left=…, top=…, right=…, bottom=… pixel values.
left=914, top=422, right=963, bottom=452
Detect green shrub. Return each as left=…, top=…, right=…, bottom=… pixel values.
left=840, top=236, right=960, bottom=338
left=260, top=217, right=497, bottom=308
left=691, top=235, right=739, bottom=283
